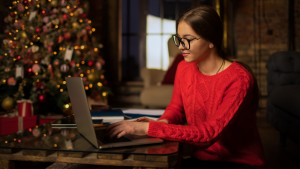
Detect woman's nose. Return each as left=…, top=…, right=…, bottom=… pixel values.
left=178, top=43, right=185, bottom=50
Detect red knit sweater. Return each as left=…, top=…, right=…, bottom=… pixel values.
left=147, top=61, right=266, bottom=167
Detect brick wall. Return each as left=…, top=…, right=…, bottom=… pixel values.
left=234, top=0, right=300, bottom=108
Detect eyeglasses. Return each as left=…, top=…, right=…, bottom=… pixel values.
left=172, top=35, right=201, bottom=50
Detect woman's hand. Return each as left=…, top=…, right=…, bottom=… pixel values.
left=135, top=117, right=169, bottom=124
left=105, top=120, right=149, bottom=139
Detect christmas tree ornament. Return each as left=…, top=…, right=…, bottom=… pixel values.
left=60, top=0, right=67, bottom=6
left=1, top=97, right=15, bottom=111
left=61, top=8, right=68, bottom=13
left=72, top=22, right=79, bottom=29
left=81, top=29, right=87, bottom=35
left=53, top=59, right=60, bottom=66
left=60, top=64, right=69, bottom=73
left=17, top=3, right=25, bottom=12
left=10, top=12, right=15, bottom=17
left=7, top=77, right=16, bottom=86
left=63, top=32, right=71, bottom=40
left=87, top=73, right=96, bottom=82
left=24, top=67, right=33, bottom=77
left=58, top=35, right=63, bottom=43
left=38, top=93, right=47, bottom=103
left=51, top=0, right=58, bottom=7
left=88, top=60, right=94, bottom=67
left=1, top=79, right=6, bottom=84
left=43, top=16, right=49, bottom=23
left=64, top=47, right=73, bottom=61
left=95, top=62, right=102, bottom=70
left=16, top=65, right=24, bottom=78
left=32, top=64, right=41, bottom=73
left=51, top=18, right=59, bottom=25
left=20, top=31, right=27, bottom=39
left=43, top=25, right=49, bottom=33
left=76, top=8, right=83, bottom=14
left=31, top=45, right=39, bottom=53
left=52, top=8, right=58, bottom=13
left=69, top=60, right=75, bottom=67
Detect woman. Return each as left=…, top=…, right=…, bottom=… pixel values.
left=107, top=5, right=266, bottom=169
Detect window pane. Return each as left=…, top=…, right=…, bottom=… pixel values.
left=147, top=15, right=161, bottom=34
left=122, top=0, right=128, bottom=33
left=162, top=35, right=172, bottom=70
left=146, top=35, right=162, bottom=69
left=164, top=0, right=176, bottom=20
left=162, top=18, right=176, bottom=34
left=148, top=0, right=160, bottom=17
left=130, top=0, right=140, bottom=34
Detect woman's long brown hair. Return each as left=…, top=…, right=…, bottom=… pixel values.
left=176, top=5, right=260, bottom=111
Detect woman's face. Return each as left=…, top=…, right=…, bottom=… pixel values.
left=177, top=21, right=212, bottom=63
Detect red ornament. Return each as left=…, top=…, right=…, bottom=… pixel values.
left=69, top=60, right=75, bottom=67
left=82, top=13, right=87, bottom=18
left=14, top=55, right=21, bottom=61
left=88, top=60, right=94, bottom=66
left=63, top=14, right=68, bottom=20
left=38, top=94, right=47, bottom=103
left=86, top=26, right=91, bottom=31
left=63, top=32, right=71, bottom=40
left=25, top=67, right=33, bottom=77
left=103, top=80, right=108, bottom=85
left=36, top=28, right=40, bottom=33
left=41, top=9, right=47, bottom=16
left=10, top=12, right=15, bottom=17
left=58, top=35, right=63, bottom=43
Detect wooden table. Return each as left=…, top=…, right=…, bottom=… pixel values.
left=0, top=116, right=181, bottom=169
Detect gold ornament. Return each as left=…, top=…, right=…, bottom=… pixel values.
left=51, top=0, right=58, bottom=7
left=1, top=97, right=15, bottom=111
left=20, top=31, right=27, bottom=39
left=72, top=22, right=79, bottom=29
left=87, top=73, right=96, bottom=82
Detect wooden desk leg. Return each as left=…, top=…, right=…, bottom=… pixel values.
left=0, top=160, right=15, bottom=169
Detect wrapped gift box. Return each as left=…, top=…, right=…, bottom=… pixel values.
left=0, top=115, right=37, bottom=136
left=17, top=99, right=34, bottom=117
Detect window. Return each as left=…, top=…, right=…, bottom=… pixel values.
left=121, top=0, right=215, bottom=81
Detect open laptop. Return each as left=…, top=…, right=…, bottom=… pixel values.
left=65, top=77, right=163, bottom=149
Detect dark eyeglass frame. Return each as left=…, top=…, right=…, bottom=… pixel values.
left=172, top=35, right=201, bottom=50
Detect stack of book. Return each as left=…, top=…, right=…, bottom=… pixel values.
left=90, top=109, right=124, bottom=124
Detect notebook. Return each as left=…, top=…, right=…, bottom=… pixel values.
left=65, top=77, right=163, bottom=149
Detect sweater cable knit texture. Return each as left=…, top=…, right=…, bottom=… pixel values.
left=147, top=61, right=266, bottom=167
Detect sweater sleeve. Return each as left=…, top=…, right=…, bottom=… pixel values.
left=148, top=72, right=254, bottom=148
left=157, top=61, right=186, bottom=124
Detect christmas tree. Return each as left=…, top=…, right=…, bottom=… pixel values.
left=0, top=0, right=110, bottom=115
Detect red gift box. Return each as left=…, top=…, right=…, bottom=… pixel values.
left=17, top=99, right=34, bottom=117
left=0, top=115, right=37, bottom=136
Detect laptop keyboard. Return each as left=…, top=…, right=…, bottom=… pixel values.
left=95, top=129, right=131, bottom=144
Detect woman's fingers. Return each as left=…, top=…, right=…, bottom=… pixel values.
left=137, top=117, right=154, bottom=122
left=117, top=130, right=128, bottom=138
left=108, top=126, right=124, bottom=139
